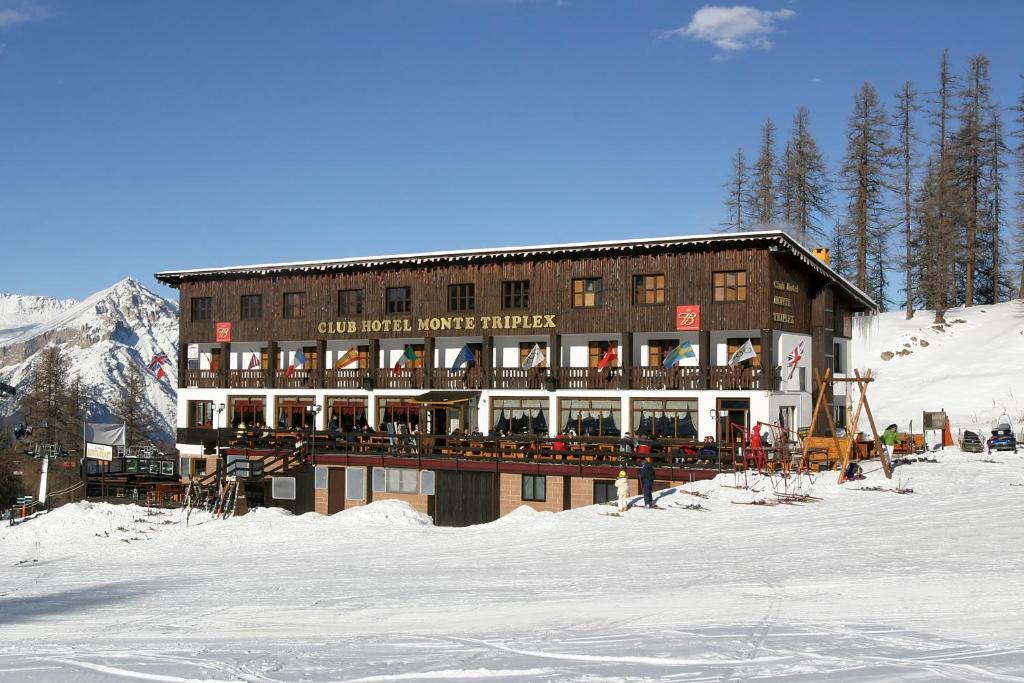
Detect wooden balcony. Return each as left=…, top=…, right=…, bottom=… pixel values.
left=708, top=366, right=780, bottom=390
left=431, top=368, right=483, bottom=390
left=184, top=369, right=217, bottom=388
left=274, top=369, right=316, bottom=389
left=185, top=364, right=781, bottom=392
left=323, top=369, right=365, bottom=390
left=227, top=369, right=269, bottom=389
left=559, top=367, right=625, bottom=390
left=374, top=368, right=425, bottom=390
left=490, top=367, right=545, bottom=390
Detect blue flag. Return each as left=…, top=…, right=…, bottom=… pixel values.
left=450, top=344, right=476, bottom=372
left=662, top=342, right=695, bottom=368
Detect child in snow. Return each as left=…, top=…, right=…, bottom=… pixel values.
left=614, top=470, right=630, bottom=512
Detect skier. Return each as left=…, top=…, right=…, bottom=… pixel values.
left=640, top=456, right=655, bottom=508
left=614, top=470, right=630, bottom=512
left=881, top=424, right=901, bottom=463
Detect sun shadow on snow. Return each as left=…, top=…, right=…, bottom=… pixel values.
left=0, top=577, right=168, bottom=626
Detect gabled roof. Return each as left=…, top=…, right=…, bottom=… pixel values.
left=155, top=230, right=876, bottom=311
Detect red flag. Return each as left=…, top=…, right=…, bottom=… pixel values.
left=596, top=344, right=617, bottom=372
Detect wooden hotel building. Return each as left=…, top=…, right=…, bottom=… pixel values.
left=156, top=231, right=874, bottom=524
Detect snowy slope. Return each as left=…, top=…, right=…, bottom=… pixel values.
left=852, top=299, right=1024, bottom=435
left=1, top=450, right=1023, bottom=680
left=0, top=279, right=178, bottom=440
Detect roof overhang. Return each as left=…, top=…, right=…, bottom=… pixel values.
left=411, top=390, right=481, bottom=405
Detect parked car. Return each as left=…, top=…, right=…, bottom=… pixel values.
left=960, top=430, right=984, bottom=453
left=987, top=422, right=1018, bottom=454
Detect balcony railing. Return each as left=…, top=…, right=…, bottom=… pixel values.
left=185, top=369, right=217, bottom=388
left=323, top=369, right=365, bottom=390
left=274, top=369, right=316, bottom=389
left=374, top=368, right=425, bottom=390
left=490, top=367, right=545, bottom=390
left=560, top=367, right=625, bottom=390
left=183, top=364, right=781, bottom=391
left=227, top=369, right=269, bottom=389
left=431, top=368, right=483, bottom=390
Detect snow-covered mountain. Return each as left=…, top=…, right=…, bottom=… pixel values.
left=852, top=299, right=1024, bottom=435
left=0, top=278, right=178, bottom=441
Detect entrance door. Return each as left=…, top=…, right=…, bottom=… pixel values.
left=716, top=398, right=750, bottom=445
left=431, top=407, right=448, bottom=436
left=327, top=468, right=345, bottom=514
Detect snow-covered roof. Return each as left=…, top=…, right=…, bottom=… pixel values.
left=155, top=230, right=876, bottom=310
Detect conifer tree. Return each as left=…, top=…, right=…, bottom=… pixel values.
left=114, top=360, right=159, bottom=447
left=893, top=81, right=919, bottom=318
left=722, top=148, right=751, bottom=232
left=1014, top=79, right=1024, bottom=299
left=752, top=120, right=778, bottom=226
left=779, top=106, right=831, bottom=245
left=839, top=82, right=892, bottom=303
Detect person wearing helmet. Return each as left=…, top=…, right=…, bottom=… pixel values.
left=614, top=469, right=630, bottom=512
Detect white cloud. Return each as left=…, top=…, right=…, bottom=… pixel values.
left=671, top=5, right=795, bottom=53
left=0, top=2, right=51, bottom=30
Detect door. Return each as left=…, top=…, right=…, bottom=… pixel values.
left=431, top=407, right=448, bottom=436
left=716, top=398, right=750, bottom=445
left=327, top=468, right=345, bottom=514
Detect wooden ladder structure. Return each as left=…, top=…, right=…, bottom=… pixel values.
left=803, top=368, right=890, bottom=483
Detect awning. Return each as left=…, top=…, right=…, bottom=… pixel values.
left=411, top=390, right=481, bottom=405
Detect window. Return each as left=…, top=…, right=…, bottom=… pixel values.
left=283, top=292, right=306, bottom=319
left=633, top=274, right=665, bottom=305
left=572, top=278, right=603, bottom=307
left=726, top=338, right=761, bottom=368
left=522, top=474, right=546, bottom=502
left=833, top=342, right=845, bottom=373
left=386, top=286, right=411, bottom=314
left=240, top=294, right=262, bottom=320
left=191, top=297, right=212, bottom=321
left=594, top=480, right=616, bottom=505
left=385, top=468, right=419, bottom=493
left=188, top=400, right=215, bottom=428
left=518, top=342, right=548, bottom=369
left=338, top=289, right=363, bottom=316
left=648, top=339, right=679, bottom=367
left=378, top=398, right=422, bottom=432
left=492, top=397, right=549, bottom=435
left=833, top=404, right=847, bottom=430
left=448, top=283, right=475, bottom=312
left=713, top=271, right=747, bottom=302
left=327, top=398, right=369, bottom=431
left=193, top=459, right=207, bottom=477
left=633, top=399, right=698, bottom=439
left=229, top=397, right=266, bottom=428
left=560, top=398, right=620, bottom=436
left=502, top=280, right=530, bottom=309
left=588, top=341, right=618, bottom=369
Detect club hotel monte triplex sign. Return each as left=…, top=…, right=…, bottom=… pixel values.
left=316, top=313, right=560, bottom=336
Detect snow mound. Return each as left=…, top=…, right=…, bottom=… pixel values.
left=329, top=499, right=434, bottom=527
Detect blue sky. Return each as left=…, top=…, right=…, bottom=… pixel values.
left=1, top=0, right=1022, bottom=300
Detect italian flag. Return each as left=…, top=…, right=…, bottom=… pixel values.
left=393, top=345, right=417, bottom=375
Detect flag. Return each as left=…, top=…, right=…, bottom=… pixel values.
left=596, top=343, right=617, bottom=372
left=521, top=343, right=544, bottom=370
left=335, top=346, right=359, bottom=369
left=147, top=352, right=169, bottom=381
left=786, top=341, right=804, bottom=379
left=285, top=349, right=307, bottom=377
left=727, top=340, right=757, bottom=368
left=248, top=354, right=261, bottom=370
left=393, top=345, right=417, bottom=375
left=662, top=341, right=695, bottom=368
left=450, top=344, right=476, bottom=373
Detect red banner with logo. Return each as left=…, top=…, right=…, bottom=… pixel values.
left=675, top=305, right=700, bottom=331
left=215, top=322, right=232, bottom=343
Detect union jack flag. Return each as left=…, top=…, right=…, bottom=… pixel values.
left=786, top=341, right=804, bottom=379
left=148, top=352, right=170, bottom=381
